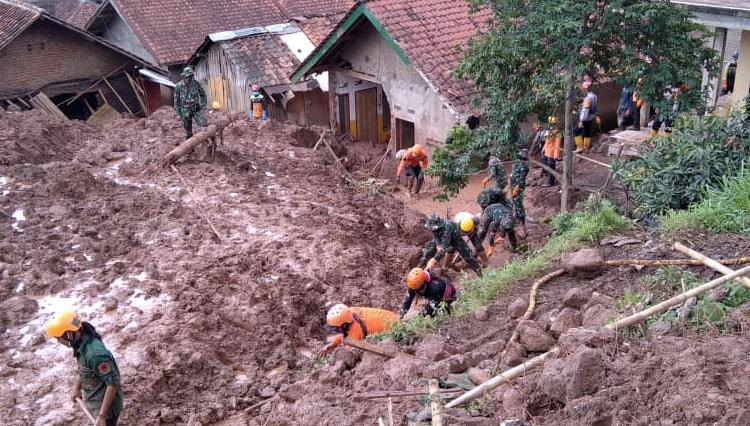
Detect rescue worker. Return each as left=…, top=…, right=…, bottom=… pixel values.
left=617, top=81, right=635, bottom=130
left=453, top=211, right=489, bottom=266
left=509, top=149, right=529, bottom=238
left=318, top=304, right=399, bottom=356
left=476, top=202, right=518, bottom=254
left=651, top=85, right=681, bottom=137
left=396, top=144, right=429, bottom=195
left=173, top=66, right=207, bottom=139
left=398, top=268, right=457, bottom=318
left=483, top=155, right=507, bottom=189
left=419, top=213, right=483, bottom=276
left=477, top=187, right=510, bottom=212
left=45, top=310, right=123, bottom=426
left=631, top=72, right=644, bottom=130
left=249, top=84, right=267, bottom=120
left=574, top=80, right=598, bottom=153
left=540, top=116, right=562, bottom=187
left=723, top=51, right=739, bottom=95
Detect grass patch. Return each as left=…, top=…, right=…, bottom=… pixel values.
left=660, top=169, right=750, bottom=235
left=378, top=198, right=630, bottom=344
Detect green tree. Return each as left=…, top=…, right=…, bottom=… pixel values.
left=428, top=0, right=719, bottom=210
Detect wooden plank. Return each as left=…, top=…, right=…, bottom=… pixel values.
left=86, top=103, right=121, bottom=124
left=29, top=92, right=67, bottom=120
left=103, top=76, right=135, bottom=116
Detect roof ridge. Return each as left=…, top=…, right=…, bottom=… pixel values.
left=0, top=0, right=44, bottom=15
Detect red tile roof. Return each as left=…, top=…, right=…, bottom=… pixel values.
left=0, top=0, right=41, bottom=51
left=298, top=14, right=345, bottom=45
left=295, top=0, right=489, bottom=115
left=108, top=0, right=288, bottom=66
left=220, top=32, right=301, bottom=88
left=366, top=0, right=489, bottom=114
left=277, top=0, right=353, bottom=19
left=104, top=0, right=352, bottom=67
left=54, top=0, right=100, bottom=29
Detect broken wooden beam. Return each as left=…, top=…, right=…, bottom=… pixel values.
left=344, top=337, right=417, bottom=359
left=163, top=112, right=243, bottom=165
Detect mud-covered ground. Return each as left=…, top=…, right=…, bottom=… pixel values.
left=0, top=109, right=429, bottom=425
left=2, top=108, right=749, bottom=426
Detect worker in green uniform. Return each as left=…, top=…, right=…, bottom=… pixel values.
left=483, top=155, right=507, bottom=189
left=173, top=66, right=207, bottom=139
left=476, top=203, right=518, bottom=254
left=477, top=187, right=510, bottom=212
left=418, top=213, right=483, bottom=276
left=509, top=149, right=529, bottom=239
left=45, top=310, right=123, bottom=426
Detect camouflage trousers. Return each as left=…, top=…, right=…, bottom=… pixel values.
left=182, top=111, right=207, bottom=139
left=421, top=239, right=482, bottom=273
left=513, top=189, right=526, bottom=224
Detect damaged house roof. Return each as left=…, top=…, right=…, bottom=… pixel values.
left=292, top=0, right=490, bottom=115
left=85, top=0, right=352, bottom=67
left=53, top=0, right=101, bottom=29
left=0, top=0, right=40, bottom=51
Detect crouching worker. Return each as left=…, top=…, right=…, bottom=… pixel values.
left=45, top=310, right=123, bottom=426
left=454, top=211, right=489, bottom=267
left=477, top=203, right=518, bottom=255
left=396, top=144, right=428, bottom=195
left=398, top=268, right=457, bottom=319
left=318, top=304, right=399, bottom=357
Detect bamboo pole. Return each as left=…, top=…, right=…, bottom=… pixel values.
left=103, top=76, right=136, bottom=117
left=573, top=153, right=611, bottom=169
left=344, top=337, right=417, bottom=359
left=605, top=257, right=750, bottom=267
left=75, top=398, right=97, bottom=424
left=243, top=395, right=278, bottom=413
left=312, top=130, right=327, bottom=150
left=58, top=63, right=129, bottom=106
left=125, top=72, right=149, bottom=115
left=378, top=418, right=386, bottom=426
left=446, top=263, right=750, bottom=409
left=170, top=165, right=224, bottom=243
left=498, top=269, right=566, bottom=357
left=388, top=397, right=394, bottom=426
left=429, top=379, right=443, bottom=426
left=355, top=388, right=463, bottom=400
left=673, top=243, right=750, bottom=289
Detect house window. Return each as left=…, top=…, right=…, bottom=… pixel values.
left=396, top=118, right=415, bottom=151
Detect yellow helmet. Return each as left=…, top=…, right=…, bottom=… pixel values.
left=548, top=116, right=557, bottom=125
left=211, top=101, right=221, bottom=110
left=460, top=217, right=475, bottom=233
left=45, top=310, right=82, bottom=338
left=326, top=304, right=353, bottom=327
left=407, top=267, right=428, bottom=290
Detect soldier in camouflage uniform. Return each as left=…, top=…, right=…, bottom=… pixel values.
left=477, top=187, right=510, bottom=212
left=173, top=66, right=207, bottom=140
left=483, top=155, right=507, bottom=189
left=45, top=310, right=123, bottom=426
left=510, top=149, right=529, bottom=238
left=419, top=213, right=482, bottom=277
left=477, top=203, right=517, bottom=255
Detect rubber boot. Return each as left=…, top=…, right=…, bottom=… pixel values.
left=573, top=135, right=584, bottom=153
left=413, top=175, right=424, bottom=195
left=664, top=129, right=672, bottom=136
left=583, top=137, right=592, bottom=154
left=650, top=129, right=658, bottom=138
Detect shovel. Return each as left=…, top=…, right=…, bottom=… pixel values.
left=76, top=398, right=97, bottom=425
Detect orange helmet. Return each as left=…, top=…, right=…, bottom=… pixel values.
left=45, top=310, right=83, bottom=338
left=326, top=304, right=353, bottom=327
left=407, top=267, right=428, bottom=290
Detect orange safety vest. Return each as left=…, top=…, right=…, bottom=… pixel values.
left=329, top=307, right=399, bottom=348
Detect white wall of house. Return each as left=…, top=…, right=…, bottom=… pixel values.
left=335, top=22, right=459, bottom=148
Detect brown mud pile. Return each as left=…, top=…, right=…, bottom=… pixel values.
left=0, top=109, right=428, bottom=425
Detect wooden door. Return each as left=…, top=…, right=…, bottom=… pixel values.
left=338, top=94, right=350, bottom=134
left=355, top=88, right=377, bottom=142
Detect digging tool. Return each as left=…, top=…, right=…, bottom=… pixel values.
left=76, top=398, right=97, bottom=424
left=447, top=262, right=750, bottom=409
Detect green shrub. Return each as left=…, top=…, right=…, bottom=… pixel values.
left=660, top=169, right=750, bottom=235
left=617, top=107, right=750, bottom=218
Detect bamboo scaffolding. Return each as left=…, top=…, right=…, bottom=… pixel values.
left=445, top=262, right=750, bottom=408
left=605, top=257, right=750, bottom=267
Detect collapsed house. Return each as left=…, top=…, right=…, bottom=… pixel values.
left=188, top=23, right=329, bottom=126
left=0, top=0, right=166, bottom=121
left=292, top=0, right=487, bottom=147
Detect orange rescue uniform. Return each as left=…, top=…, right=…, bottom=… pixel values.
left=328, top=307, right=399, bottom=348
left=543, top=130, right=563, bottom=160
left=397, top=146, right=429, bottom=176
